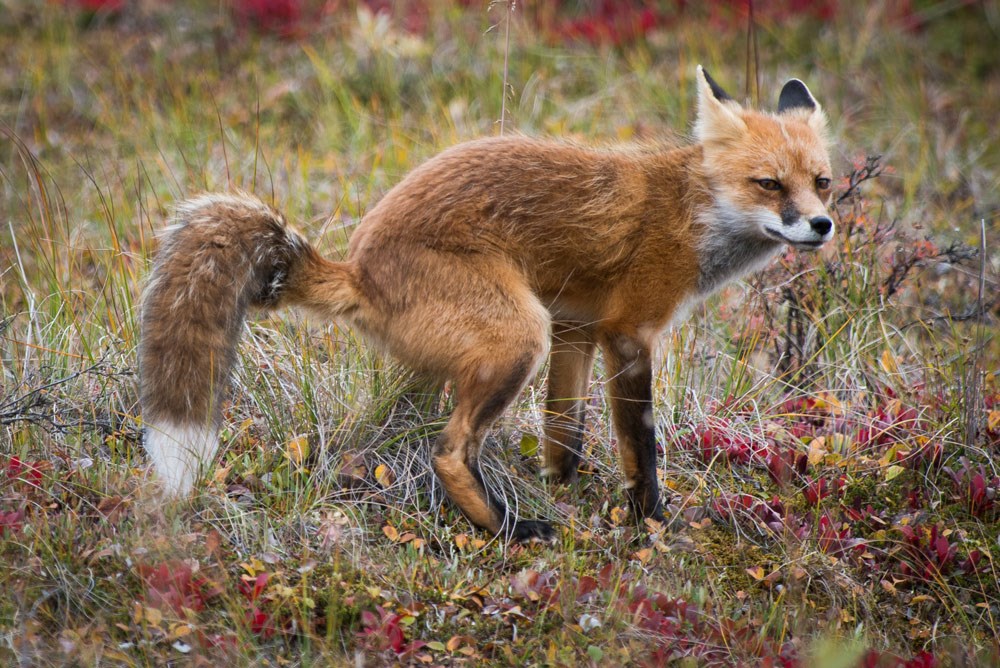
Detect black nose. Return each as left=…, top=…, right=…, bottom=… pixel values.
left=810, top=216, right=833, bottom=236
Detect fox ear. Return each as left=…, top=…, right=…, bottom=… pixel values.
left=778, top=78, right=828, bottom=134
left=695, top=65, right=746, bottom=144
left=778, top=79, right=819, bottom=113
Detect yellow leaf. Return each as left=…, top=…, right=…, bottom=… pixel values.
left=746, top=566, right=765, bottom=581
left=610, top=506, right=628, bottom=525
left=446, top=635, right=464, bottom=652
left=374, top=464, right=394, bottom=488
left=382, top=524, right=400, bottom=541
left=547, top=639, right=558, bottom=664
left=910, top=595, right=933, bottom=604
left=144, top=606, right=163, bottom=628
left=828, top=433, right=851, bottom=454
left=398, top=532, right=416, bottom=543
left=241, top=557, right=265, bottom=576
left=815, top=392, right=845, bottom=416
left=633, top=548, right=652, bottom=564
left=285, top=436, right=309, bottom=465
left=807, top=437, right=827, bottom=466
left=454, top=533, right=469, bottom=551
left=989, top=411, right=1000, bottom=433
left=170, top=623, right=192, bottom=639
left=131, top=602, right=143, bottom=624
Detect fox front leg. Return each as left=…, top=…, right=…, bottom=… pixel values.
left=600, top=331, right=664, bottom=524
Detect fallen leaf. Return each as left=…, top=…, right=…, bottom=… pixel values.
left=374, top=464, right=393, bottom=488
left=382, top=524, right=400, bottom=542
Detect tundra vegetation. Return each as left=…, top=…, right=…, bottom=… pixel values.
left=0, top=1, right=997, bottom=665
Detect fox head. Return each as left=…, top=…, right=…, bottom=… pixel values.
left=694, top=65, right=834, bottom=250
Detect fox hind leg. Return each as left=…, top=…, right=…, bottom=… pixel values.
left=426, top=295, right=553, bottom=542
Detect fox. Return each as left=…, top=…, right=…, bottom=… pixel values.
left=139, top=66, right=834, bottom=543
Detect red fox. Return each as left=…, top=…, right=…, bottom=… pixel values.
left=140, top=67, right=834, bottom=542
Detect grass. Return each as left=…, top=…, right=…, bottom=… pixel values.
left=1, top=1, right=998, bottom=665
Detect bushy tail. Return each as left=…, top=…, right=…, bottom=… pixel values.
left=139, top=192, right=358, bottom=496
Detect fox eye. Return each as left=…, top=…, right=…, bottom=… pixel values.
left=815, top=177, right=832, bottom=190
left=754, top=178, right=782, bottom=192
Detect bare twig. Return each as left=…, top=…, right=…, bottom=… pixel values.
left=835, top=155, right=884, bottom=206
left=964, top=220, right=988, bottom=448
left=499, top=1, right=513, bottom=135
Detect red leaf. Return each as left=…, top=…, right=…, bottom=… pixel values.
left=239, top=572, right=269, bottom=602
left=247, top=607, right=274, bottom=638
left=0, top=509, right=24, bottom=537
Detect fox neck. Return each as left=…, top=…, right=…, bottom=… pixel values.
left=693, top=200, right=784, bottom=296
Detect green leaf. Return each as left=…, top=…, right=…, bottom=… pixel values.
left=885, top=465, right=905, bottom=481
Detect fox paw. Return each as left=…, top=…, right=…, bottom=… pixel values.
left=540, top=466, right=579, bottom=486
left=509, top=520, right=556, bottom=544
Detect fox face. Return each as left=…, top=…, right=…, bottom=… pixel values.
left=695, top=68, right=835, bottom=252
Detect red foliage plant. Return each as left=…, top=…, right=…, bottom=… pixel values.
left=802, top=475, right=845, bottom=506
left=60, top=0, right=125, bottom=12
left=944, top=458, right=999, bottom=518
left=766, top=446, right=808, bottom=486
left=6, top=456, right=43, bottom=488
left=136, top=560, right=222, bottom=616
left=816, top=514, right=865, bottom=560
left=896, top=523, right=958, bottom=581
left=233, top=0, right=304, bottom=38
left=358, top=605, right=425, bottom=656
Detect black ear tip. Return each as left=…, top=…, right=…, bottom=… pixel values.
left=778, top=78, right=818, bottom=113
left=701, top=68, right=733, bottom=102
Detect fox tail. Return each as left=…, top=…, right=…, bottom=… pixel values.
left=139, top=192, right=358, bottom=495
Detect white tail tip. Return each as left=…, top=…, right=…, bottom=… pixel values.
left=143, top=421, right=220, bottom=496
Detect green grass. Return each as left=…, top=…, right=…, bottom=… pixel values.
left=1, top=1, right=998, bottom=665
